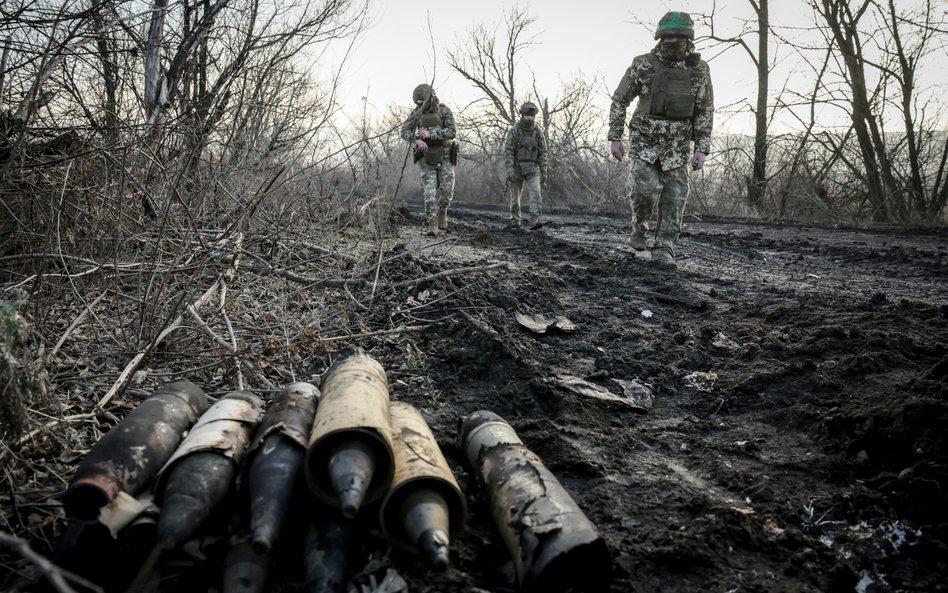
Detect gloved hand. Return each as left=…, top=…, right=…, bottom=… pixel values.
left=417, top=129, right=432, bottom=140
left=414, top=139, right=428, bottom=152
left=610, top=140, right=625, bottom=161
left=691, top=151, right=707, bottom=170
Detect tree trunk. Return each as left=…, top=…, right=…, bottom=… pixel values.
left=747, top=0, right=769, bottom=213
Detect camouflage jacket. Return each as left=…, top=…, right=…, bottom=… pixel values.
left=503, top=119, right=548, bottom=179
left=608, top=44, right=713, bottom=170
left=399, top=102, right=457, bottom=145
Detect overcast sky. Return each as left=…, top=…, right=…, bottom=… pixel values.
left=326, top=0, right=947, bottom=135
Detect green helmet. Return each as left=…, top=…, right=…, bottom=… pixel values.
left=655, top=11, right=694, bottom=40
left=412, top=83, right=434, bottom=105
left=520, top=101, right=538, bottom=116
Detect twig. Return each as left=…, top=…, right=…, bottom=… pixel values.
left=186, top=304, right=233, bottom=352
left=388, top=262, right=508, bottom=289
left=0, top=531, right=103, bottom=593
left=318, top=324, right=431, bottom=343
left=16, top=414, right=98, bottom=447
left=97, top=278, right=224, bottom=408
left=238, top=260, right=367, bottom=288
left=459, top=310, right=500, bottom=340
left=48, top=290, right=109, bottom=360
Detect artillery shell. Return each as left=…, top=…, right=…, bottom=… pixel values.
left=247, top=432, right=307, bottom=552
left=305, top=352, right=394, bottom=517
left=64, top=380, right=208, bottom=520
left=153, top=391, right=263, bottom=551
left=380, top=402, right=465, bottom=571
left=459, top=410, right=611, bottom=592
left=246, top=382, right=319, bottom=553
left=223, top=537, right=271, bottom=593
left=303, top=512, right=354, bottom=593
left=155, top=451, right=236, bottom=551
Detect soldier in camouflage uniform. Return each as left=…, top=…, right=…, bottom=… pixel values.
left=400, top=83, right=458, bottom=236
left=504, top=101, right=548, bottom=230
left=608, top=11, right=713, bottom=269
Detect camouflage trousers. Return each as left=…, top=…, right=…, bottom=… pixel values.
left=419, top=160, right=456, bottom=223
left=627, top=158, right=689, bottom=256
left=507, top=174, right=542, bottom=223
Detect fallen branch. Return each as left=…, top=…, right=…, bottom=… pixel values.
left=238, top=261, right=367, bottom=288
left=317, top=324, right=431, bottom=343
left=48, top=290, right=109, bottom=360
left=459, top=310, right=500, bottom=340
left=388, top=262, right=508, bottom=289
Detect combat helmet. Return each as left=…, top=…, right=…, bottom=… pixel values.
left=655, top=11, right=694, bottom=39
left=519, top=101, right=539, bottom=116
left=412, top=83, right=434, bottom=105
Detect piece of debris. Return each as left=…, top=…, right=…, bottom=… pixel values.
left=548, top=374, right=652, bottom=411
left=711, top=332, right=740, bottom=350
left=683, top=371, right=718, bottom=392
left=641, top=309, right=653, bottom=318
left=515, top=312, right=577, bottom=334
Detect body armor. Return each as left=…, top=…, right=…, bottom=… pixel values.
left=633, top=57, right=698, bottom=120
left=516, top=129, right=540, bottom=163
left=418, top=111, right=445, bottom=164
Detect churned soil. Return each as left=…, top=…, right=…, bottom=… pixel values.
left=384, top=205, right=947, bottom=593
left=2, top=204, right=946, bottom=593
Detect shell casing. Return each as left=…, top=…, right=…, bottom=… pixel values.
left=64, top=380, right=208, bottom=520
left=459, top=410, right=612, bottom=592
left=245, top=382, right=319, bottom=553
left=305, top=352, right=394, bottom=516
left=380, top=402, right=465, bottom=571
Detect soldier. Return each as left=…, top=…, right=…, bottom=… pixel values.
left=400, top=83, right=458, bottom=236
left=503, top=101, right=548, bottom=230
left=608, top=11, right=714, bottom=269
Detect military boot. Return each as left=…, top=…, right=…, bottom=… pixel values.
left=424, top=220, right=439, bottom=236
left=527, top=216, right=543, bottom=230
left=651, top=248, right=677, bottom=269
left=630, top=231, right=647, bottom=251
left=437, top=207, right=448, bottom=230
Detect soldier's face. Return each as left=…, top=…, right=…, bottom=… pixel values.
left=659, top=35, right=688, bottom=59
left=522, top=113, right=536, bottom=123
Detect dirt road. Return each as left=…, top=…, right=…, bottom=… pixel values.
left=383, top=205, right=947, bottom=593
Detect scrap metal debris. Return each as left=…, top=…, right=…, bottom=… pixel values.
left=683, top=371, right=718, bottom=392
left=515, top=312, right=577, bottom=334
left=549, top=374, right=653, bottom=411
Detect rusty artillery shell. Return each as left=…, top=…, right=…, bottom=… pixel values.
left=303, top=512, right=353, bottom=593
left=305, top=352, right=394, bottom=518
left=223, top=537, right=271, bottom=593
left=380, top=402, right=465, bottom=571
left=63, top=380, right=208, bottom=520
left=153, top=391, right=263, bottom=551
left=246, top=382, right=320, bottom=554
left=459, top=410, right=611, bottom=592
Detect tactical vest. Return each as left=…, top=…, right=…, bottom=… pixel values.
left=634, top=56, right=698, bottom=120
left=418, top=110, right=445, bottom=165
left=516, top=128, right=540, bottom=163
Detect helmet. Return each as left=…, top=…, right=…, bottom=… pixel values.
left=519, top=101, right=538, bottom=116
left=412, top=84, right=434, bottom=105
left=655, top=11, right=694, bottom=40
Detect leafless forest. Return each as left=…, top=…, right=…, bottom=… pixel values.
left=1, top=1, right=947, bottom=592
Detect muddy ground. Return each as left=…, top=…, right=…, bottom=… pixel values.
left=2, top=204, right=947, bottom=593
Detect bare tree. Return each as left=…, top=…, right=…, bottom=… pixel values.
left=447, top=5, right=538, bottom=132
left=704, top=0, right=772, bottom=213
